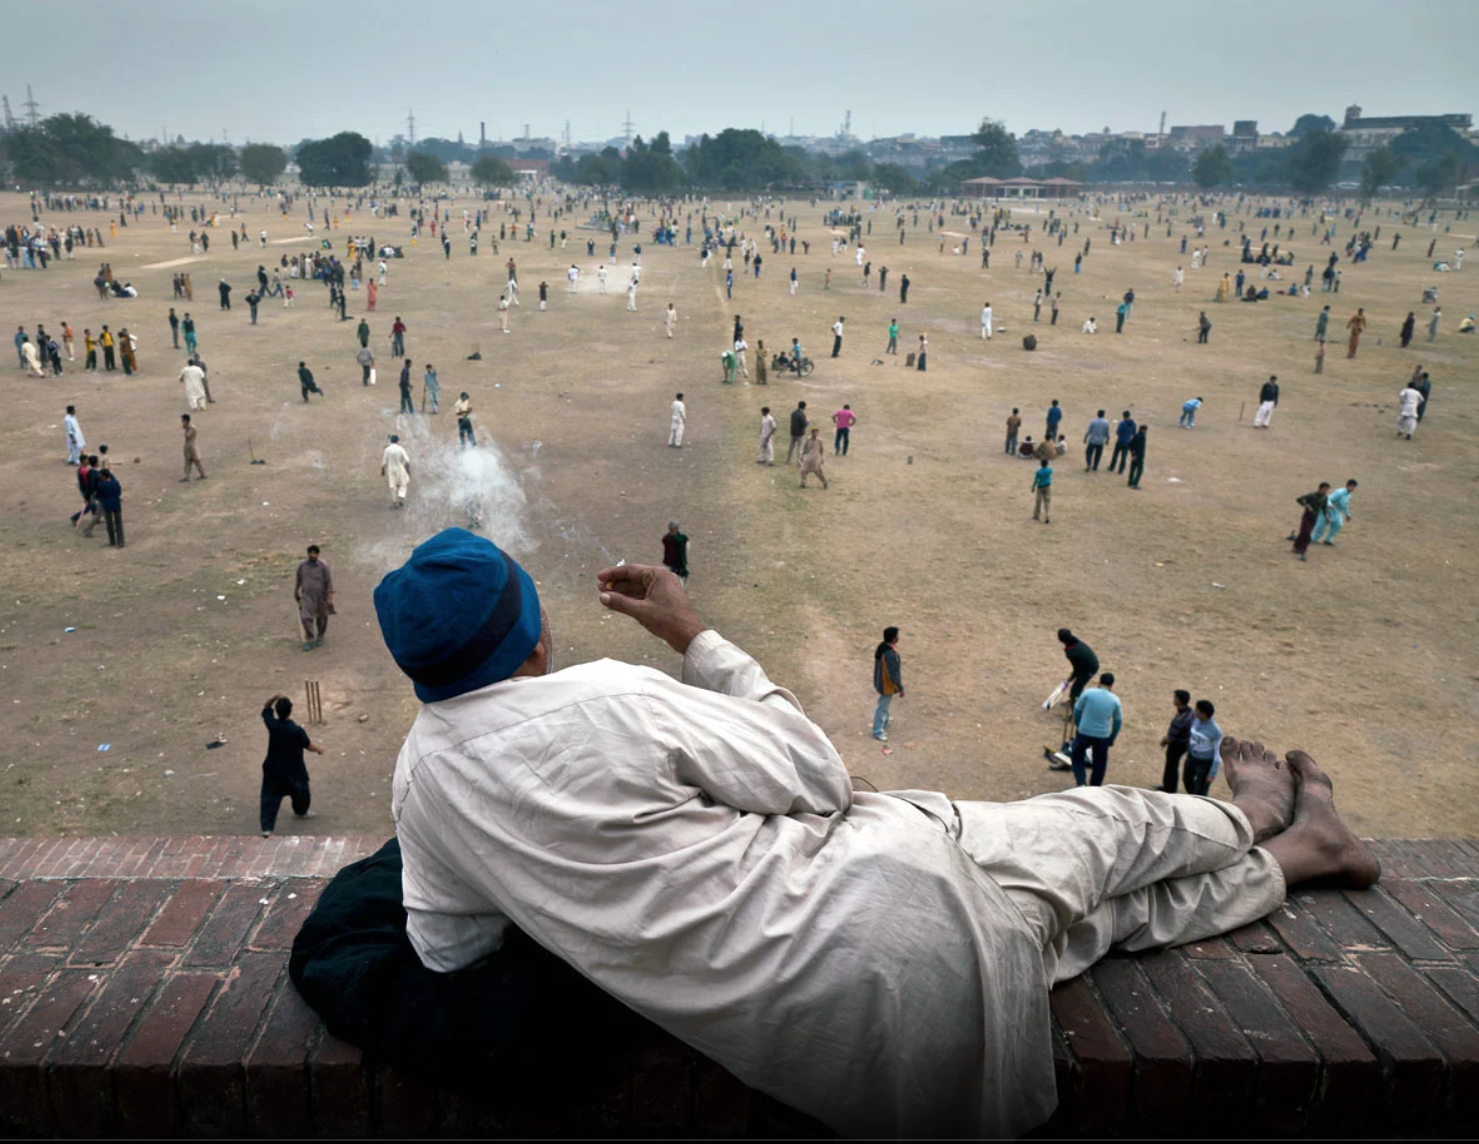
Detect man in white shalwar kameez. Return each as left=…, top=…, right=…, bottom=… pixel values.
left=375, top=529, right=1381, bottom=1139
left=179, top=360, right=208, bottom=410
left=381, top=434, right=411, bottom=508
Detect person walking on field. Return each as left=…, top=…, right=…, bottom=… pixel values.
left=1312, top=479, right=1357, bottom=546
left=258, top=692, right=323, bottom=837
left=666, top=303, right=677, bottom=338
left=1183, top=700, right=1223, bottom=795
left=1396, top=384, right=1423, bottom=439
left=758, top=406, right=777, bottom=465
left=64, top=405, right=86, bottom=465
left=1005, top=408, right=1022, bottom=456
left=1253, top=375, right=1280, bottom=428
left=1428, top=307, right=1441, bottom=342
left=298, top=361, right=324, bottom=402
left=180, top=414, right=206, bottom=481
left=295, top=544, right=336, bottom=649
left=1083, top=410, right=1110, bottom=472
left=1126, top=425, right=1148, bottom=488
left=831, top=316, right=845, bottom=358
left=661, top=522, right=690, bottom=584
left=872, top=626, right=903, bottom=741
left=980, top=302, right=993, bottom=340
left=1031, top=458, right=1053, bottom=523
left=382, top=435, right=412, bottom=509
left=669, top=393, right=686, bottom=448
left=798, top=428, right=829, bottom=489
left=1070, top=673, right=1122, bottom=788
left=1346, top=308, right=1367, bottom=358
left=1156, top=690, right=1195, bottom=793
left=180, top=359, right=208, bottom=410
left=1289, top=483, right=1331, bottom=561
left=786, top=401, right=809, bottom=466
left=95, top=467, right=124, bottom=548
left=1109, top=411, right=1136, bottom=473
left=1400, top=312, right=1416, bottom=348
left=832, top=405, right=856, bottom=456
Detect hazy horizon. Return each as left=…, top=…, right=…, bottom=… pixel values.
left=10, top=0, right=1473, bottom=148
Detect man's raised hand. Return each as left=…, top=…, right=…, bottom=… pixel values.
left=596, top=564, right=708, bottom=655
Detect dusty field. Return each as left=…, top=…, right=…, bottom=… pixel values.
left=1, top=187, right=1476, bottom=841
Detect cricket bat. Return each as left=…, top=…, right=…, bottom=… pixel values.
left=369, top=367, right=377, bottom=386
left=1042, top=677, right=1071, bottom=710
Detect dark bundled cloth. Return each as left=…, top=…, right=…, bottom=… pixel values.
left=289, top=837, right=650, bottom=1094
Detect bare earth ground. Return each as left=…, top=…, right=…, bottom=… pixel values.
left=1, top=188, right=1476, bottom=841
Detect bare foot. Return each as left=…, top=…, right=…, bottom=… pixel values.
left=1222, top=737, right=1296, bottom=842
left=1262, top=751, right=1381, bottom=889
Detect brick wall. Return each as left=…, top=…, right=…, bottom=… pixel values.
left=0, top=835, right=1476, bottom=1137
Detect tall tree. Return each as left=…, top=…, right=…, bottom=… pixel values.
left=295, top=132, right=374, bottom=187
left=1193, top=144, right=1233, bottom=189
left=149, top=147, right=197, bottom=185
left=239, top=143, right=287, bottom=186
left=1358, top=146, right=1405, bottom=201
left=404, top=150, right=449, bottom=185
left=970, top=118, right=1023, bottom=178
left=186, top=143, right=236, bottom=184
left=1284, top=130, right=1348, bottom=195
left=622, top=135, right=682, bottom=192
left=471, top=154, right=516, bottom=188
left=1414, top=153, right=1461, bottom=201
left=1, top=113, right=142, bottom=185
left=870, top=163, right=917, bottom=195
left=1290, top=113, right=1337, bottom=136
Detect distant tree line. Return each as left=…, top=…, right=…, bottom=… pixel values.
left=1, top=110, right=1474, bottom=201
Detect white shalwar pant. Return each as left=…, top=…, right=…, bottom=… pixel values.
left=1254, top=400, right=1276, bottom=427
left=669, top=419, right=684, bottom=447
left=951, top=785, right=1285, bottom=985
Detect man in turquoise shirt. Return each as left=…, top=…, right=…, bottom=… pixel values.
left=1312, top=479, right=1357, bottom=546
left=1070, top=673, right=1122, bottom=787
left=1032, top=459, right=1053, bottom=524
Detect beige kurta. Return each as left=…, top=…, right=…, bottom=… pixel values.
left=179, top=365, right=207, bottom=409
left=391, top=633, right=1056, bottom=1138
left=382, top=442, right=411, bottom=496
left=799, top=435, right=826, bottom=475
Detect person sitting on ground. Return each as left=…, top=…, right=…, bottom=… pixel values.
left=339, top=528, right=1380, bottom=1139
left=1081, top=316, right=1097, bottom=333
left=1460, top=314, right=1475, bottom=334
left=1018, top=435, right=1036, bottom=459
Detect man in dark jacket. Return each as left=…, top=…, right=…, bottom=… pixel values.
left=95, top=467, right=124, bottom=547
left=1254, top=375, right=1280, bottom=429
left=786, top=401, right=809, bottom=466
left=1059, top=629, right=1099, bottom=704
left=298, top=361, right=324, bottom=402
left=1290, top=483, right=1331, bottom=561
left=1109, top=411, right=1136, bottom=474
left=260, top=693, right=323, bottom=836
left=872, top=626, right=904, bottom=742
left=1127, top=426, right=1148, bottom=488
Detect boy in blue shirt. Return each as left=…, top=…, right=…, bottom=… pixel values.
left=1070, top=673, right=1122, bottom=787
left=1032, top=459, right=1053, bottom=524
left=1179, top=396, right=1203, bottom=428
left=1186, top=700, right=1223, bottom=795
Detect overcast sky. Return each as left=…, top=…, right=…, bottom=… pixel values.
left=17, top=0, right=1473, bottom=147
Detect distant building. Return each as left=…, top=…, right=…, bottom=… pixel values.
left=963, top=176, right=1082, bottom=199
left=1168, top=125, right=1225, bottom=151
left=1338, top=105, right=1474, bottom=161
left=511, top=158, right=549, bottom=181
left=1229, top=120, right=1259, bottom=152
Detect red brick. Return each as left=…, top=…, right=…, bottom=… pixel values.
left=1266, top=895, right=1344, bottom=962
left=1141, top=954, right=1256, bottom=1131
left=1383, top=879, right=1479, bottom=951
left=0, top=840, right=42, bottom=880
left=1311, top=964, right=1445, bottom=1132
left=140, top=880, right=225, bottom=948
left=438, top=1087, right=506, bottom=1137
left=68, top=879, right=174, bottom=967
left=1245, top=953, right=1377, bottom=1133
left=1195, top=958, right=1320, bottom=1132
left=21, top=879, right=119, bottom=951
left=0, top=951, right=62, bottom=1036
left=112, top=971, right=217, bottom=1136
left=0, top=881, right=64, bottom=952
left=1424, top=965, right=1479, bottom=1027
left=1357, top=951, right=1479, bottom=1131
left=37, top=838, right=86, bottom=878
left=46, top=948, right=175, bottom=1136
left=376, top=1065, right=438, bottom=1135
left=630, top=1034, right=692, bottom=1130
left=690, top=1058, right=749, bottom=1136
left=1090, top=958, right=1193, bottom=1129
left=1407, top=840, right=1477, bottom=878
left=1297, top=889, right=1389, bottom=951
left=1372, top=840, right=1418, bottom=879
left=1433, top=881, right=1479, bottom=934
left=1226, top=919, right=1283, bottom=953
left=0, top=969, right=99, bottom=1134
left=182, top=881, right=268, bottom=968
left=177, top=950, right=283, bottom=1135
left=309, top=1031, right=370, bottom=1136
left=249, top=879, right=325, bottom=951
left=1049, top=975, right=1131, bottom=1134
left=1179, top=936, right=1237, bottom=959
left=1345, top=885, right=1455, bottom=961
left=244, top=981, right=320, bottom=1136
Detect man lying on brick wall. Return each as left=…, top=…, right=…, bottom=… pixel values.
left=309, top=526, right=1381, bottom=1138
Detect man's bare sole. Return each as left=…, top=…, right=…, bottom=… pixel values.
left=1222, top=737, right=1296, bottom=842
left=1262, top=751, right=1381, bottom=890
